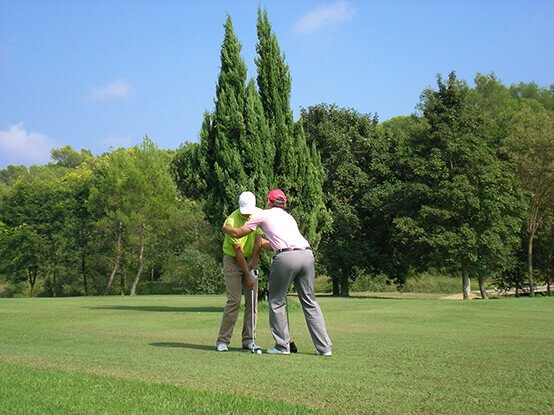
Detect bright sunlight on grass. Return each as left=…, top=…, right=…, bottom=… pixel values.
left=0, top=295, right=552, bottom=414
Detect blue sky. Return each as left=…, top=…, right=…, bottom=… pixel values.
left=1, top=0, right=552, bottom=168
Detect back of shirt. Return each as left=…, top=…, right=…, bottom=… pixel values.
left=222, top=208, right=263, bottom=258
left=245, top=207, right=309, bottom=252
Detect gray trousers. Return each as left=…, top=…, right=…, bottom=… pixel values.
left=268, top=249, right=332, bottom=353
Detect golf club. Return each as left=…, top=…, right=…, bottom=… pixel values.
left=251, top=280, right=262, bottom=354
left=286, top=299, right=298, bottom=353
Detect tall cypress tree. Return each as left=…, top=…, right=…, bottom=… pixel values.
left=173, top=14, right=275, bottom=228
left=172, top=15, right=247, bottom=225
left=243, top=78, right=274, bottom=201
left=255, top=8, right=329, bottom=246
left=173, top=10, right=328, bottom=248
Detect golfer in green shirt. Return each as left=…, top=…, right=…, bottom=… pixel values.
left=216, top=191, right=264, bottom=352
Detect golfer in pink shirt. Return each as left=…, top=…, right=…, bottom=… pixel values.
left=222, top=189, right=332, bottom=356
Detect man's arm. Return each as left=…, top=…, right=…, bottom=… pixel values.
left=260, top=238, right=272, bottom=251
left=222, top=219, right=252, bottom=238
left=233, top=244, right=255, bottom=289
left=251, top=234, right=263, bottom=270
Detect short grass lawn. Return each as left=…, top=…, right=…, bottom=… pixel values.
left=0, top=295, right=552, bottom=414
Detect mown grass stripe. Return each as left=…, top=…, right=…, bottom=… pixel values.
left=0, top=362, right=325, bottom=415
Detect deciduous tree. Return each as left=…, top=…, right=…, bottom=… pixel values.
left=394, top=72, right=524, bottom=299
left=504, top=101, right=553, bottom=296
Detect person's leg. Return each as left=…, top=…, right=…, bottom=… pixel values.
left=217, top=255, right=243, bottom=345
left=294, top=250, right=332, bottom=354
left=240, top=258, right=257, bottom=347
left=268, top=252, right=296, bottom=352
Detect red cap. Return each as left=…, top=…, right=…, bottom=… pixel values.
left=267, top=189, right=287, bottom=205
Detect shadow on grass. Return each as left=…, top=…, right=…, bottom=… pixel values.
left=150, top=342, right=236, bottom=352
left=311, top=293, right=444, bottom=300
left=149, top=342, right=316, bottom=356
left=299, top=293, right=402, bottom=300
left=88, top=306, right=224, bottom=313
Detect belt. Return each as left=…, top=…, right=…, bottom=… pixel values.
left=275, top=247, right=311, bottom=255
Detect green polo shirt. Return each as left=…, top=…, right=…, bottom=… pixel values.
left=223, top=208, right=263, bottom=258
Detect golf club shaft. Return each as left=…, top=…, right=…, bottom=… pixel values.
left=251, top=287, right=255, bottom=344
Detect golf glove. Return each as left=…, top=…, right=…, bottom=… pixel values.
left=249, top=268, right=259, bottom=280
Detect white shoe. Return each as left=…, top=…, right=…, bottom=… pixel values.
left=216, top=343, right=229, bottom=352
left=316, top=350, right=332, bottom=356
left=266, top=347, right=290, bottom=355
left=243, top=342, right=262, bottom=352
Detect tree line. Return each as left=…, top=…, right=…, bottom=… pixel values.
left=1, top=9, right=552, bottom=298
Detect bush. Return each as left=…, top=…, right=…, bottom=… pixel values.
left=0, top=280, right=35, bottom=298
left=351, top=272, right=397, bottom=293
left=150, top=249, right=224, bottom=295
left=401, top=273, right=463, bottom=294
left=313, top=276, right=332, bottom=293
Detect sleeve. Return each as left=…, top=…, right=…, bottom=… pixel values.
left=245, top=211, right=264, bottom=232
left=226, top=215, right=242, bottom=245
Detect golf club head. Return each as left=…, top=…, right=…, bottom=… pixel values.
left=290, top=341, right=298, bottom=353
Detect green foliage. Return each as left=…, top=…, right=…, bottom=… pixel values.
left=0, top=164, right=29, bottom=185
left=301, top=104, right=401, bottom=295
left=0, top=166, right=72, bottom=296
left=50, top=145, right=93, bottom=169
left=509, top=81, right=554, bottom=111
left=467, top=72, right=520, bottom=148
left=350, top=272, right=397, bottom=293
left=312, top=276, right=332, bottom=293
left=393, top=72, right=525, bottom=293
left=173, top=10, right=328, bottom=255
left=255, top=8, right=328, bottom=246
left=151, top=249, right=224, bottom=295
left=504, top=100, right=553, bottom=234
left=0, top=138, right=220, bottom=297
left=172, top=16, right=252, bottom=226
left=401, top=273, right=473, bottom=294
left=1, top=52, right=552, bottom=300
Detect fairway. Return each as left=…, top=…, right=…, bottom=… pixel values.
left=0, top=295, right=552, bottom=414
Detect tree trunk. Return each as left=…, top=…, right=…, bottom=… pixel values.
left=104, top=221, right=122, bottom=296
left=462, top=266, right=471, bottom=300
left=546, top=245, right=552, bottom=297
left=340, top=273, right=349, bottom=297
left=478, top=275, right=488, bottom=299
left=332, top=276, right=339, bottom=296
left=28, top=266, right=37, bottom=297
left=120, top=264, right=125, bottom=296
left=130, top=223, right=145, bottom=296
left=82, top=255, right=88, bottom=296
left=528, top=233, right=535, bottom=297
left=52, top=269, right=56, bottom=297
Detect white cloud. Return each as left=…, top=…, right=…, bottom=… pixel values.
left=0, top=123, right=58, bottom=167
left=88, top=79, right=134, bottom=99
left=293, top=1, right=355, bottom=34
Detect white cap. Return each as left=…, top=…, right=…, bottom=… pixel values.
left=238, top=191, right=256, bottom=215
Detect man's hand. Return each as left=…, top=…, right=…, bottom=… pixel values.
left=246, top=269, right=258, bottom=290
